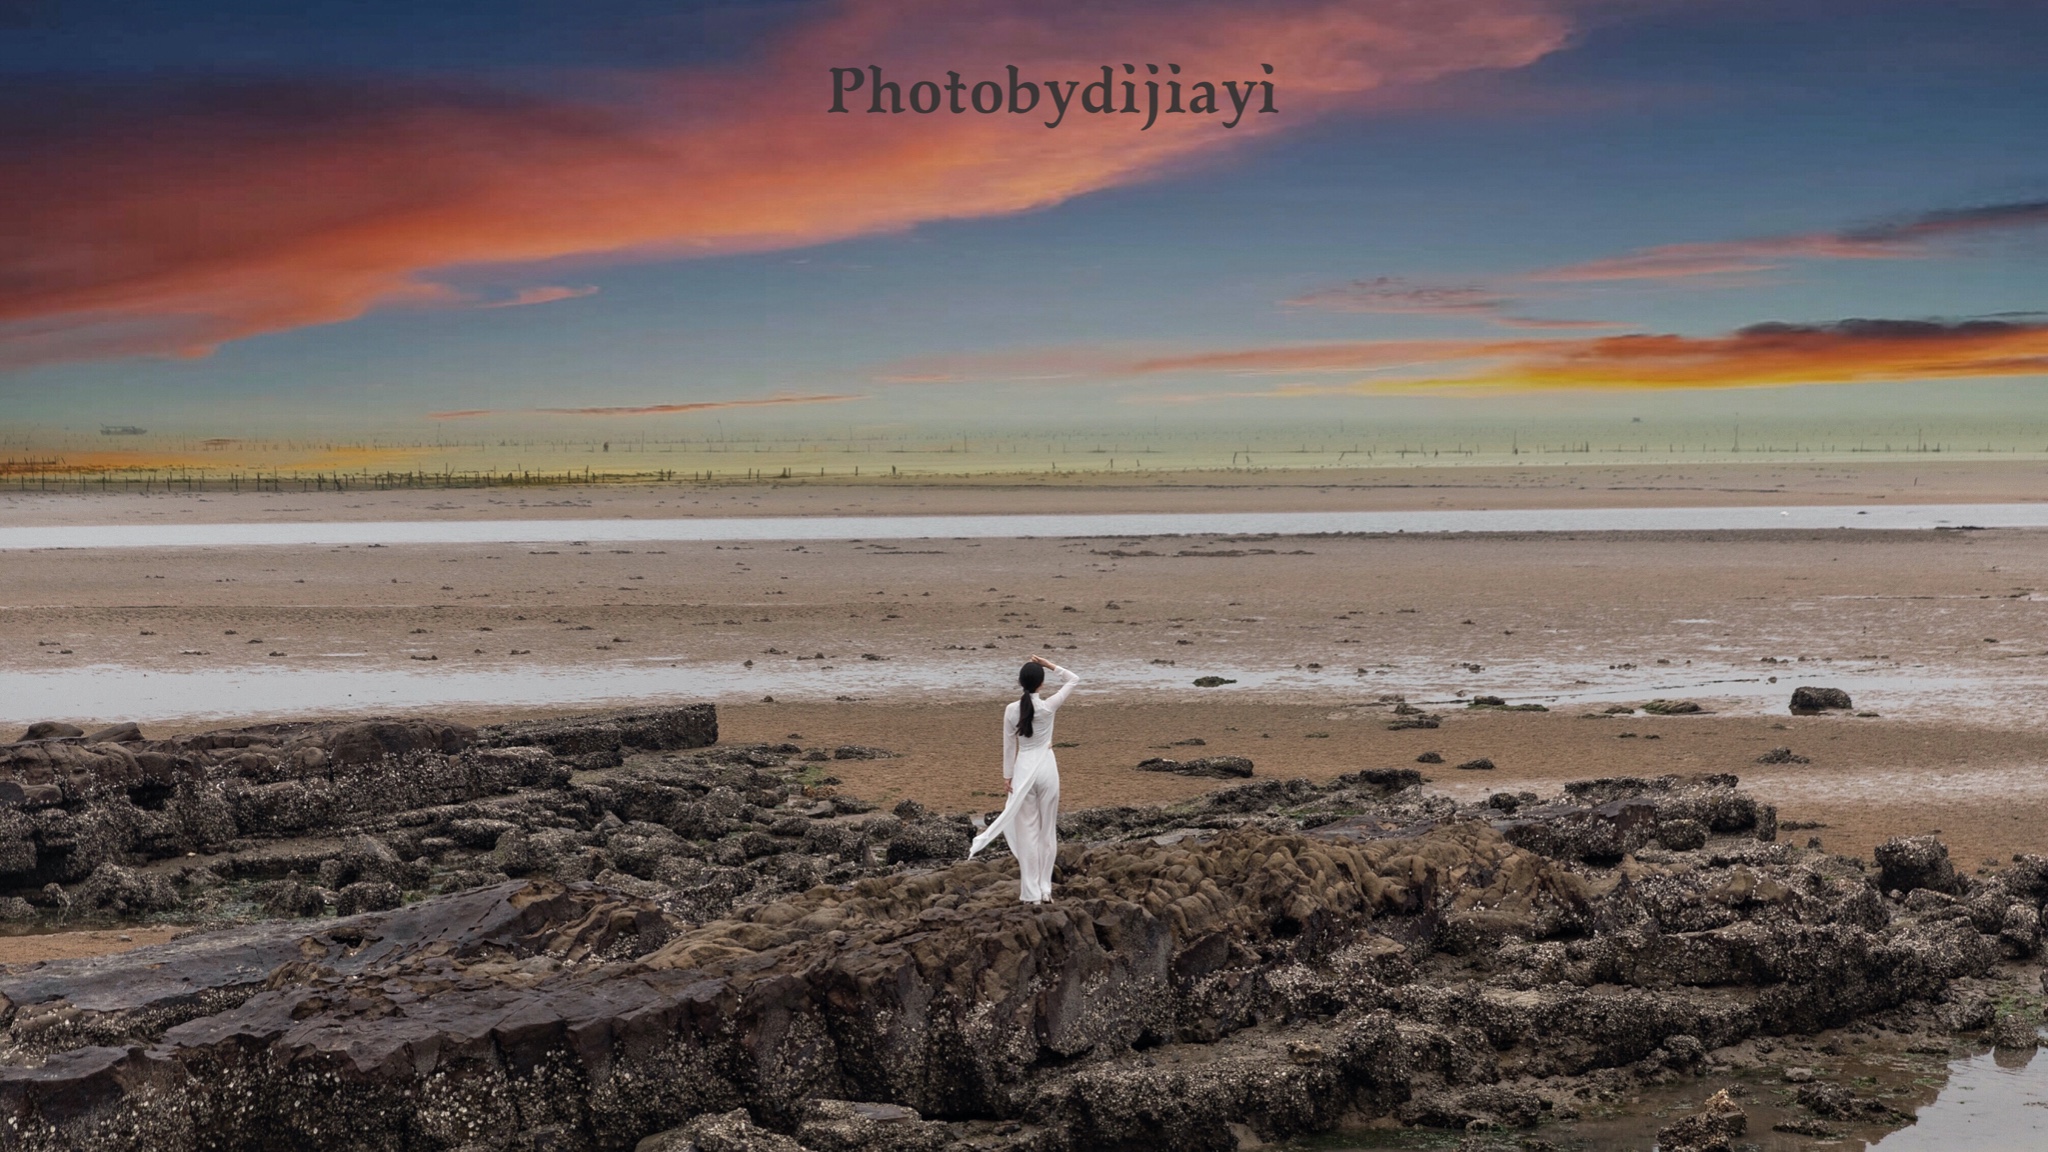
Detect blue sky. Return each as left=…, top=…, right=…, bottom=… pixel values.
left=2, top=0, right=2045, bottom=439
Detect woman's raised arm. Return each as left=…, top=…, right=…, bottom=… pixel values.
left=1038, top=663, right=1081, bottom=712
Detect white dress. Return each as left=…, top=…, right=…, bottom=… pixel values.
left=968, top=664, right=1080, bottom=902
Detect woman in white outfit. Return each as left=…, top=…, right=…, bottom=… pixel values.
left=968, top=655, right=1080, bottom=903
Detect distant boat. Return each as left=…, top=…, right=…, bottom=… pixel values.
left=100, top=426, right=147, bottom=436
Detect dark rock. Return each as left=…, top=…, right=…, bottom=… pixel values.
left=793, top=1099, right=948, bottom=1152
left=1656, top=818, right=1709, bottom=851
left=637, top=1109, right=806, bottom=1152
left=1790, top=686, right=1853, bottom=714
left=1755, top=747, right=1809, bottom=765
left=1876, top=834, right=1960, bottom=896
left=84, top=724, right=143, bottom=745
left=483, top=706, right=716, bottom=758
left=1795, top=1082, right=1900, bottom=1122
left=1415, top=751, right=1444, bottom=764
left=0, top=707, right=2027, bottom=1152
left=1333, top=768, right=1424, bottom=794
left=322, top=719, right=476, bottom=767
left=1136, top=755, right=1254, bottom=778
left=19, top=722, right=84, bottom=741
left=1192, top=676, right=1236, bottom=687
left=884, top=819, right=969, bottom=864
left=1640, top=699, right=1703, bottom=715
left=1938, top=989, right=1998, bottom=1032
left=1498, top=798, right=1662, bottom=862
left=334, top=880, right=402, bottom=916
left=1999, top=902, right=2041, bottom=959
left=832, top=745, right=894, bottom=760
left=1772, top=1117, right=1843, bottom=1138
left=75, top=862, right=180, bottom=914
left=1453, top=758, right=1495, bottom=771
left=1656, top=1089, right=1746, bottom=1152
left=1993, top=1012, right=2040, bottom=1050
left=258, top=875, right=328, bottom=918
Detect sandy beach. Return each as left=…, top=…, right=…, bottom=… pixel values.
left=4, top=461, right=2047, bottom=888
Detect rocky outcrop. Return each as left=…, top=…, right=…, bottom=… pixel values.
left=484, top=708, right=719, bottom=766
left=0, top=712, right=2028, bottom=1152
left=0, top=708, right=716, bottom=904
left=1495, top=775, right=1774, bottom=864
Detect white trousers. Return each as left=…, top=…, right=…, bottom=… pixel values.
left=969, top=752, right=1061, bottom=902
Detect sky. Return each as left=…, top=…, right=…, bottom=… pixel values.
left=2, top=0, right=2046, bottom=451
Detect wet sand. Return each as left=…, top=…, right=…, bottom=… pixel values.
left=722, top=701, right=2048, bottom=876
left=0, top=926, right=185, bottom=965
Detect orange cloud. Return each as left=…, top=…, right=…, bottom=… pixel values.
left=1125, top=317, right=2048, bottom=394
left=0, top=0, right=1572, bottom=367
left=428, top=394, right=864, bottom=418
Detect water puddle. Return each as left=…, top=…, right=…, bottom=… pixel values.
left=3, top=504, right=2046, bottom=550
left=1284, top=1043, right=2048, bottom=1150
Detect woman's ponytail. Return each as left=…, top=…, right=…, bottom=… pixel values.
left=1017, top=661, right=1046, bottom=737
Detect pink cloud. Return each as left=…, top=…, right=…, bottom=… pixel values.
left=0, top=0, right=1574, bottom=367
left=480, top=285, right=600, bottom=309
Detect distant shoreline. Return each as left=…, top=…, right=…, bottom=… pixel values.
left=5, top=459, right=2048, bottom=526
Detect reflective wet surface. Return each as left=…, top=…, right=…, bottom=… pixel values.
left=0, top=651, right=2035, bottom=727
left=4, top=503, right=2048, bottom=550
left=1284, top=1042, right=2048, bottom=1151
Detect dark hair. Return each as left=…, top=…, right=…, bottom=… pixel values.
left=1017, top=661, right=1046, bottom=737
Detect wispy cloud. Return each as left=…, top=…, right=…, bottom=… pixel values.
left=1284, top=278, right=1510, bottom=317
left=1123, top=317, right=2048, bottom=394
left=0, top=0, right=1574, bottom=367
left=1282, top=275, right=1621, bottom=330
left=870, top=347, right=1117, bottom=384
left=1531, top=198, right=2048, bottom=283
left=427, top=394, right=865, bottom=419
left=480, top=285, right=599, bottom=309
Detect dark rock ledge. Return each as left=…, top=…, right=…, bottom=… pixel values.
left=0, top=710, right=2037, bottom=1152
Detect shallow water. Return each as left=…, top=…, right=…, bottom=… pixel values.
left=1288, top=1043, right=2048, bottom=1151
left=0, top=651, right=2036, bottom=727
left=1, top=503, right=2044, bottom=550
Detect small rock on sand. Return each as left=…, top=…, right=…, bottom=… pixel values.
left=1454, top=757, right=1496, bottom=771
left=1415, top=751, right=1444, bottom=764
left=1136, top=756, right=1254, bottom=779
left=831, top=745, right=895, bottom=760
left=1755, top=747, right=1810, bottom=765
left=1640, top=699, right=1704, bottom=715
left=1789, top=685, right=1853, bottom=713
left=1192, top=676, right=1237, bottom=688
